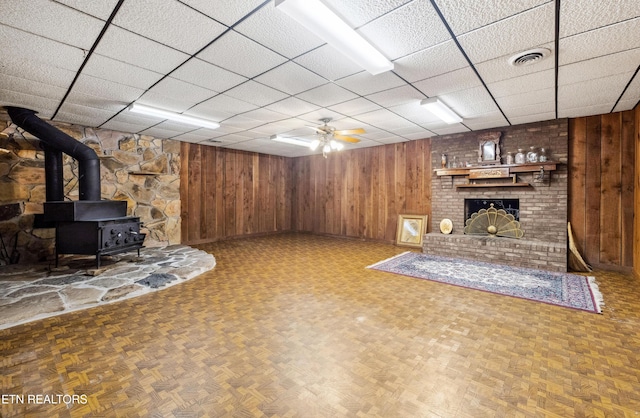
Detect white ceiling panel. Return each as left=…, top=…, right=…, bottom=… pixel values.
left=335, top=71, right=405, bottom=96
left=180, top=0, right=266, bottom=26
left=234, top=3, right=324, bottom=59
left=559, top=18, right=640, bottom=66
left=328, top=98, right=382, bottom=116
left=197, top=31, right=287, bottom=78
left=254, top=62, right=327, bottom=95
left=393, top=41, right=468, bottom=82
left=296, top=84, right=358, bottom=108
left=559, top=0, right=640, bottom=38
left=224, top=81, right=289, bottom=107
left=0, top=0, right=103, bottom=49
left=83, top=55, right=164, bottom=90
left=436, top=0, right=551, bottom=35
left=170, top=59, right=247, bottom=93
left=54, top=0, right=120, bottom=20
left=413, top=67, right=482, bottom=97
left=94, top=26, right=189, bottom=74
left=358, top=1, right=451, bottom=60
left=113, top=0, right=227, bottom=54
left=293, top=45, right=364, bottom=81
left=458, top=3, right=555, bottom=64
left=264, top=97, right=321, bottom=117
left=1, top=0, right=637, bottom=157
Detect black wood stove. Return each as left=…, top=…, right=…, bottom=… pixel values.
left=7, top=107, right=146, bottom=267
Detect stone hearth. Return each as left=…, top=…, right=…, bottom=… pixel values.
left=0, top=245, right=215, bottom=330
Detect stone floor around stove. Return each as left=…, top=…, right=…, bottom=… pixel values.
left=0, top=245, right=216, bottom=330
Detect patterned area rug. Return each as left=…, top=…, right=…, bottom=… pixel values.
left=367, top=252, right=603, bottom=313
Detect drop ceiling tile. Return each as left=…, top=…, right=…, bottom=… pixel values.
left=558, top=73, right=633, bottom=112
left=248, top=124, right=295, bottom=136
left=323, top=0, right=412, bottom=27
left=234, top=3, right=324, bottom=59
left=328, top=98, right=382, bottom=116
left=436, top=0, right=550, bottom=35
left=503, top=112, right=557, bottom=125
left=100, top=119, right=156, bottom=135
left=72, top=74, right=146, bottom=103
left=170, top=59, right=247, bottom=93
left=374, top=136, right=408, bottom=144
left=84, top=55, right=164, bottom=90
left=353, top=109, right=415, bottom=130
left=559, top=19, right=640, bottom=65
left=254, top=62, right=327, bottom=95
left=559, top=0, right=640, bottom=37
left=403, top=131, right=434, bottom=140
left=413, top=67, right=481, bottom=97
left=180, top=0, right=267, bottom=26
left=439, top=87, right=501, bottom=118
left=0, top=90, right=59, bottom=119
left=0, top=25, right=86, bottom=73
left=429, top=125, right=471, bottom=136
left=95, top=26, right=190, bottom=74
left=297, top=109, right=347, bottom=124
left=0, top=73, right=67, bottom=102
left=240, top=108, right=289, bottom=123
left=388, top=102, right=439, bottom=125
left=488, top=69, right=554, bottom=98
left=365, top=85, right=424, bottom=108
left=613, top=75, right=640, bottom=112
left=188, top=94, right=258, bottom=120
left=613, top=98, right=640, bottom=113
left=458, top=3, right=554, bottom=64
left=55, top=0, right=120, bottom=20
left=220, top=115, right=265, bottom=131
left=224, top=81, right=289, bottom=107
left=359, top=1, right=451, bottom=60
left=393, top=41, right=468, bottom=82
left=264, top=97, right=321, bottom=117
left=559, top=49, right=640, bottom=86
left=113, top=0, right=227, bottom=54
left=0, top=0, right=103, bottom=49
left=197, top=31, right=287, bottom=78
left=502, top=101, right=555, bottom=118
left=56, top=102, right=122, bottom=126
left=170, top=134, right=210, bottom=144
left=138, top=126, right=185, bottom=139
left=145, top=77, right=217, bottom=105
left=559, top=104, right=612, bottom=119
left=294, top=45, right=364, bottom=81
left=0, top=58, right=76, bottom=90
left=296, top=84, right=358, bottom=107
left=211, top=132, right=256, bottom=143
left=474, top=42, right=555, bottom=83
left=495, top=88, right=555, bottom=109
left=335, top=71, right=405, bottom=96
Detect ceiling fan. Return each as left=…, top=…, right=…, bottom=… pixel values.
left=309, top=118, right=365, bottom=157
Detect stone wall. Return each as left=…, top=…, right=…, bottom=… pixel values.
left=427, top=119, right=569, bottom=271
left=0, top=115, right=181, bottom=264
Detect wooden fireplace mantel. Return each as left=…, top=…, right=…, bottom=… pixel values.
left=434, top=161, right=559, bottom=188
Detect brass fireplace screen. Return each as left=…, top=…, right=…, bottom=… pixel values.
left=464, top=203, right=524, bottom=238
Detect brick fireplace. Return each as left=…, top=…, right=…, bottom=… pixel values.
left=424, top=119, right=569, bottom=272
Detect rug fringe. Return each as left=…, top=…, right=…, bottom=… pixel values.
left=366, top=251, right=411, bottom=269
left=587, top=276, right=604, bottom=314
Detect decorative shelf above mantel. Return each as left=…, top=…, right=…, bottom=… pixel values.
left=435, top=161, right=559, bottom=188
left=434, top=161, right=558, bottom=176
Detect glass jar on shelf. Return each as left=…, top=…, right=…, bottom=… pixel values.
left=515, top=148, right=526, bottom=164
left=538, top=148, right=548, bottom=162
left=526, top=146, right=538, bottom=163
left=505, top=152, right=514, bottom=165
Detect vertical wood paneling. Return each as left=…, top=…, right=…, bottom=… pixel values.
left=569, top=110, right=635, bottom=269
left=180, top=144, right=292, bottom=244
left=634, top=105, right=640, bottom=277
left=291, top=139, right=432, bottom=243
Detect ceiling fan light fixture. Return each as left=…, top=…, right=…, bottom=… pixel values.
left=127, top=103, right=220, bottom=130
left=420, top=98, right=462, bottom=124
left=270, top=134, right=310, bottom=147
left=310, top=139, right=321, bottom=151
left=275, top=0, right=393, bottom=75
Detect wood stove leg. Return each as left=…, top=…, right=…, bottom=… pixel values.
left=96, top=255, right=101, bottom=269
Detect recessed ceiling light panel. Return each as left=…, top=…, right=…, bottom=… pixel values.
left=507, top=48, right=551, bottom=67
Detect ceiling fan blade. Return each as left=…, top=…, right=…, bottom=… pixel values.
left=334, top=134, right=360, bottom=143
left=334, top=128, right=365, bottom=135
left=307, top=125, right=328, bottom=133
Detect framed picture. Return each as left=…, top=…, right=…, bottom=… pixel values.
left=396, top=214, right=428, bottom=248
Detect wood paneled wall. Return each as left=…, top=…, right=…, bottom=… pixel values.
left=635, top=105, right=640, bottom=277
left=291, top=140, right=432, bottom=243
left=180, top=143, right=292, bottom=244
left=569, top=110, right=636, bottom=270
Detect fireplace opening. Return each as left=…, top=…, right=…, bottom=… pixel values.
left=465, top=199, right=519, bottom=222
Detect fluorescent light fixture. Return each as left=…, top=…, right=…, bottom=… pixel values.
left=275, top=0, right=393, bottom=75
left=270, top=134, right=310, bottom=147
left=127, top=103, right=220, bottom=130
left=420, top=98, right=463, bottom=124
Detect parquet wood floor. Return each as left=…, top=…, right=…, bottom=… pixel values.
left=1, top=233, right=640, bottom=417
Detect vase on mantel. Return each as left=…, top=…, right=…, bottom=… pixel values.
left=515, top=148, right=526, bottom=164
left=526, top=146, right=538, bottom=163
left=505, top=152, right=514, bottom=165
left=539, top=148, right=548, bottom=162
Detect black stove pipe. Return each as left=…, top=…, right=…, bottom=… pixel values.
left=6, top=107, right=101, bottom=201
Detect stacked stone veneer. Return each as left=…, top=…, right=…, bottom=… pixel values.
left=0, top=115, right=181, bottom=264
left=427, top=119, right=568, bottom=272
